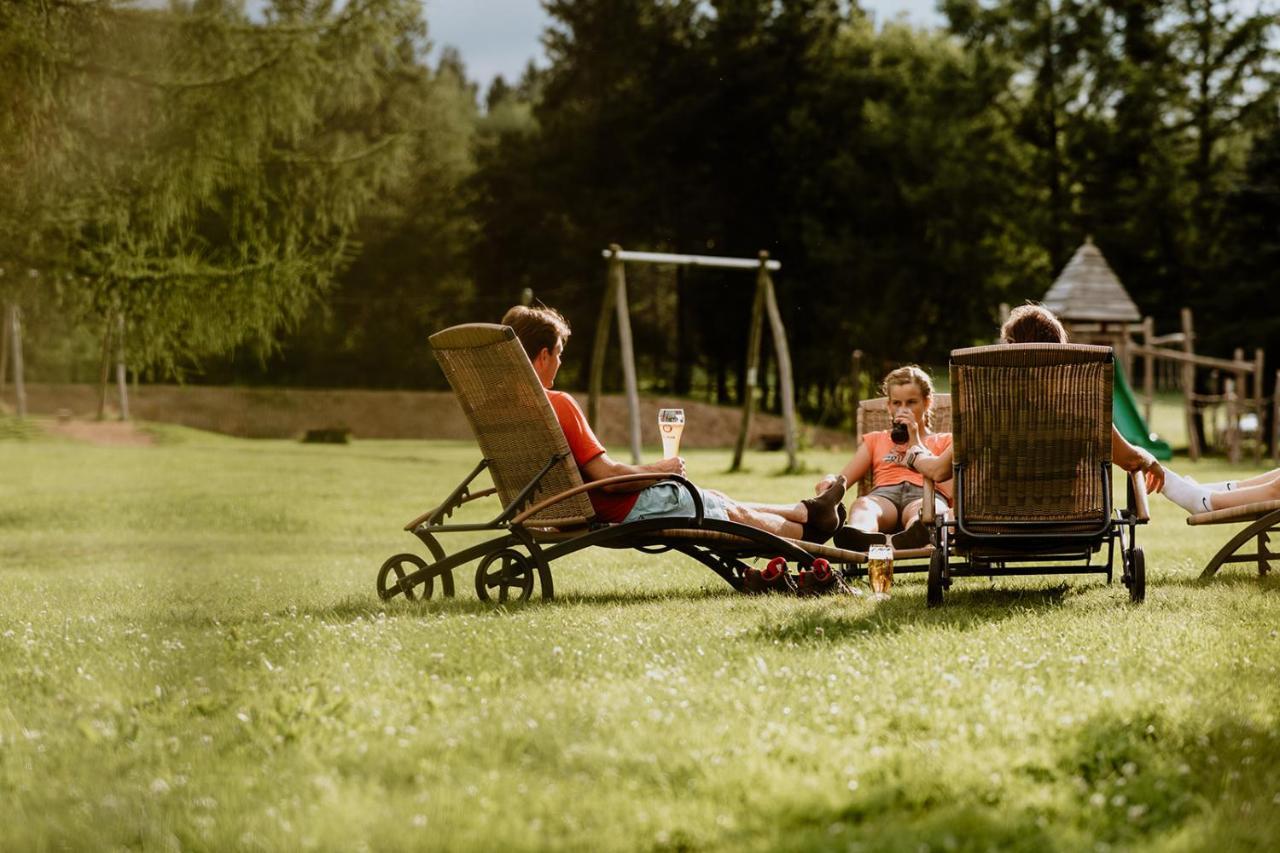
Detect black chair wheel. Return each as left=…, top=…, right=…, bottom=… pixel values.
left=475, top=549, right=536, bottom=603
left=927, top=548, right=945, bottom=608
left=377, top=553, right=430, bottom=601
left=1127, top=548, right=1146, bottom=604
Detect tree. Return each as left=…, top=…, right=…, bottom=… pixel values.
left=1, top=0, right=432, bottom=381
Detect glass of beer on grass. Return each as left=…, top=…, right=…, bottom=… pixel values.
left=659, top=408, right=685, bottom=459
left=867, top=544, right=894, bottom=597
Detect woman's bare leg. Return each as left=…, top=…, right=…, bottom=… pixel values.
left=848, top=495, right=899, bottom=533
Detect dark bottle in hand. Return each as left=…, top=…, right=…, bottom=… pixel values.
left=890, top=421, right=909, bottom=445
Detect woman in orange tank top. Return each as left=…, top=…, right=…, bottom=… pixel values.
left=813, top=365, right=953, bottom=551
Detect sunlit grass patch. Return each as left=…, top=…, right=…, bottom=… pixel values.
left=2, top=431, right=1279, bottom=849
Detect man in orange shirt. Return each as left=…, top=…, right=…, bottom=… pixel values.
left=501, top=305, right=847, bottom=543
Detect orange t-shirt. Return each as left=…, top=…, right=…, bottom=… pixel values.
left=862, top=430, right=954, bottom=502
left=546, top=390, right=640, bottom=523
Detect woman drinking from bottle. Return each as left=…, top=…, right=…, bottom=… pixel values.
left=816, top=365, right=953, bottom=551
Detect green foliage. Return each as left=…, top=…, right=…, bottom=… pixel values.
left=3, top=436, right=1280, bottom=848
left=1, top=0, right=434, bottom=374
left=4, top=0, right=1278, bottom=412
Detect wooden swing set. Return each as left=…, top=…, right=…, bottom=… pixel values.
left=589, top=245, right=800, bottom=472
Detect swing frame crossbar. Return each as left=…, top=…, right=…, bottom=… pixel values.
left=590, top=244, right=800, bottom=472
left=598, top=249, right=781, bottom=272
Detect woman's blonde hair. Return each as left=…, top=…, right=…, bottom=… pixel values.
left=881, top=364, right=934, bottom=429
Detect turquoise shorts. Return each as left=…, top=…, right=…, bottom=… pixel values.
left=623, top=481, right=730, bottom=523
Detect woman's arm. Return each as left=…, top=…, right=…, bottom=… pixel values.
left=1111, top=426, right=1164, bottom=493
left=911, top=445, right=953, bottom=483
left=815, top=440, right=871, bottom=494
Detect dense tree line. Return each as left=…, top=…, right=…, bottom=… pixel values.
left=5, top=1, right=1277, bottom=427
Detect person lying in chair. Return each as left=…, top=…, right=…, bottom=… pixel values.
left=501, top=305, right=847, bottom=543
left=897, top=303, right=1166, bottom=501
left=816, top=365, right=953, bottom=552
left=1160, top=468, right=1280, bottom=515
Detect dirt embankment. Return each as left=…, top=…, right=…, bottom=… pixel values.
left=18, top=383, right=854, bottom=450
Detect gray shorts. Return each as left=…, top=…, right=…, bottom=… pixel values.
left=623, top=481, right=730, bottom=523
left=866, top=482, right=950, bottom=514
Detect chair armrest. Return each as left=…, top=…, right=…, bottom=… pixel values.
left=510, top=474, right=703, bottom=526
left=1127, top=470, right=1150, bottom=522
left=921, top=477, right=937, bottom=525
left=404, top=487, right=498, bottom=531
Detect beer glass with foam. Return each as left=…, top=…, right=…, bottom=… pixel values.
left=658, top=408, right=685, bottom=459
left=867, top=544, right=894, bottom=596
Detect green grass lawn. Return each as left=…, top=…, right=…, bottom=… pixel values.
left=3, top=422, right=1279, bottom=851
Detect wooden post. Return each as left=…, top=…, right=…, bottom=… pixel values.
left=1231, top=347, right=1247, bottom=464
left=1141, top=317, right=1154, bottom=428
left=115, top=312, right=130, bottom=421
left=849, top=349, right=863, bottom=432
left=1272, top=368, right=1279, bottom=466
left=613, top=256, right=642, bottom=464
left=759, top=256, right=799, bottom=472
left=731, top=262, right=768, bottom=471
left=1225, top=375, right=1240, bottom=465
left=1112, top=324, right=1131, bottom=382
left=9, top=305, right=26, bottom=419
left=998, top=303, right=1010, bottom=341
left=96, top=312, right=113, bottom=421
left=0, top=302, right=9, bottom=401
left=588, top=247, right=621, bottom=429
left=1181, top=307, right=1201, bottom=461
left=1253, top=348, right=1265, bottom=465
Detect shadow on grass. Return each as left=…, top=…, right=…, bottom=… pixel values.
left=1158, top=572, right=1280, bottom=592
left=735, top=712, right=1280, bottom=851
left=294, top=584, right=742, bottom=622
left=753, top=583, right=1079, bottom=643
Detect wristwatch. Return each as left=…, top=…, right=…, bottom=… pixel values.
left=904, top=447, right=922, bottom=471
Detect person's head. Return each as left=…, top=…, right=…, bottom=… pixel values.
left=881, top=365, right=934, bottom=429
left=1001, top=303, right=1068, bottom=344
left=502, top=304, right=571, bottom=389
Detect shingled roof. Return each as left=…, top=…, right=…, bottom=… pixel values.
left=1042, top=239, right=1142, bottom=323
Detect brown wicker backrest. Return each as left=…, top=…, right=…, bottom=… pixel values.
left=949, top=344, right=1112, bottom=524
left=854, top=394, right=952, bottom=496
left=429, top=324, right=595, bottom=525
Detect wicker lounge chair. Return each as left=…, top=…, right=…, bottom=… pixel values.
left=1188, top=501, right=1279, bottom=579
left=925, top=343, right=1150, bottom=605
left=375, top=323, right=904, bottom=603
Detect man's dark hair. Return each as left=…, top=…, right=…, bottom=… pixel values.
left=1001, top=303, right=1068, bottom=344
left=501, top=305, right=571, bottom=361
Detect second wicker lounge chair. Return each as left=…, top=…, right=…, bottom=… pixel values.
left=925, top=343, right=1150, bottom=605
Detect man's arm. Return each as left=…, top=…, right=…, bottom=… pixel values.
left=581, top=453, right=685, bottom=492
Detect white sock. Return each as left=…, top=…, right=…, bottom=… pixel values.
left=1162, top=470, right=1214, bottom=514
left=1185, top=476, right=1235, bottom=490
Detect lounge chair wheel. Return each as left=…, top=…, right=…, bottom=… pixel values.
left=377, top=553, right=430, bottom=601
left=1127, top=548, right=1145, bottom=604
left=927, top=547, right=945, bottom=608
left=475, top=548, right=536, bottom=603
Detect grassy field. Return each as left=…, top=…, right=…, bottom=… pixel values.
left=2, top=421, right=1279, bottom=851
